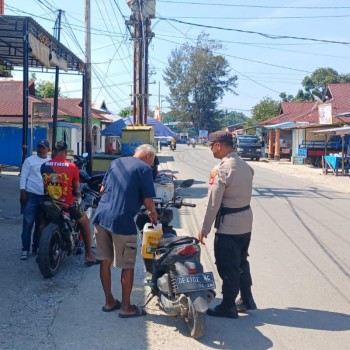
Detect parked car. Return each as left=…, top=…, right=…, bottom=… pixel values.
left=236, top=135, right=262, bottom=161
left=156, top=136, right=176, bottom=149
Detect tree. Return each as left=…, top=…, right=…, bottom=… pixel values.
left=0, top=64, right=12, bottom=78
left=119, top=107, right=133, bottom=118
left=280, top=67, right=350, bottom=102
left=250, top=97, right=280, bottom=125
left=279, top=92, right=294, bottom=102
left=219, top=110, right=248, bottom=129
left=35, top=80, right=59, bottom=98
left=163, top=33, right=238, bottom=134
left=302, top=67, right=341, bottom=99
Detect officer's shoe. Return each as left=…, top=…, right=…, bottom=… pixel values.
left=207, top=303, right=238, bottom=319
left=236, top=296, right=257, bottom=313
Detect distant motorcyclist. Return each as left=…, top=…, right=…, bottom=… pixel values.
left=190, top=138, right=196, bottom=147
left=170, top=139, right=176, bottom=150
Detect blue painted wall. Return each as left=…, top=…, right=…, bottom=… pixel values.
left=0, top=127, right=47, bottom=166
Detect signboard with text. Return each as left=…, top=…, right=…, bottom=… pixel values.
left=199, top=129, right=208, bottom=142
left=32, top=102, right=52, bottom=119
left=318, top=104, right=332, bottom=124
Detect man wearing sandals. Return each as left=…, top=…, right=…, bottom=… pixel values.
left=41, top=141, right=98, bottom=266
left=93, top=144, right=158, bottom=318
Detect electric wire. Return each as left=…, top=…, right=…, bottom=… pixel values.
left=160, top=18, right=350, bottom=45
left=157, top=1, right=350, bottom=10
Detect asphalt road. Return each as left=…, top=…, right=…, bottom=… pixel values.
left=0, top=144, right=349, bottom=350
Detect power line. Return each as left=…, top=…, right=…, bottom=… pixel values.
left=160, top=18, right=350, bottom=45
left=157, top=1, right=350, bottom=10
left=170, top=14, right=350, bottom=20
left=230, top=67, right=281, bottom=94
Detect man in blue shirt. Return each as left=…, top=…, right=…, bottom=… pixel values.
left=93, top=144, right=157, bottom=318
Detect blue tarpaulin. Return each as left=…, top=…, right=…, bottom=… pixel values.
left=101, top=117, right=174, bottom=137
left=101, top=118, right=126, bottom=136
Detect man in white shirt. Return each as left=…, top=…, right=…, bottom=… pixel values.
left=19, top=140, right=50, bottom=260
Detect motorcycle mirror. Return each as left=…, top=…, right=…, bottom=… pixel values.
left=180, top=179, right=194, bottom=188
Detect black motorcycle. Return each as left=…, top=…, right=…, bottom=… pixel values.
left=73, top=153, right=88, bottom=170
left=37, top=172, right=101, bottom=278
left=136, top=179, right=216, bottom=339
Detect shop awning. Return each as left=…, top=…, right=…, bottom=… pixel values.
left=264, top=121, right=309, bottom=130
left=311, top=126, right=350, bottom=135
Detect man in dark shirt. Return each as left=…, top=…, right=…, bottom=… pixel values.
left=93, top=144, right=157, bottom=318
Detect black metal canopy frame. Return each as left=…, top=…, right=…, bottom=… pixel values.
left=0, top=15, right=85, bottom=163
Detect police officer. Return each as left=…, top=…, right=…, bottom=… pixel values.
left=198, top=131, right=257, bottom=319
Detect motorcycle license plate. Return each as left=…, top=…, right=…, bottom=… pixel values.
left=176, top=272, right=215, bottom=293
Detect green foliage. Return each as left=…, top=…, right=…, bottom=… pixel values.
left=0, top=64, right=12, bottom=77
left=119, top=107, right=133, bottom=118
left=251, top=97, right=280, bottom=125
left=161, top=112, right=177, bottom=123
left=163, top=32, right=238, bottom=134
left=302, top=67, right=341, bottom=99
left=219, top=110, right=248, bottom=129
left=279, top=92, right=294, bottom=102
left=280, top=67, right=350, bottom=102
left=35, top=80, right=60, bottom=98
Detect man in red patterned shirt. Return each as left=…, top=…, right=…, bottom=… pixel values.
left=41, top=141, right=97, bottom=265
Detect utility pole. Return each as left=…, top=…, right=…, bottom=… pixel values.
left=137, top=5, right=143, bottom=125
left=126, top=0, right=155, bottom=126
left=85, top=0, right=92, bottom=174
left=52, top=9, right=62, bottom=149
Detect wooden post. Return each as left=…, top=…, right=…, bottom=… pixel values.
left=268, top=129, right=274, bottom=159
left=274, top=128, right=281, bottom=160
left=85, top=0, right=93, bottom=174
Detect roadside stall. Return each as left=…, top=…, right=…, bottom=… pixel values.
left=312, top=126, right=350, bottom=176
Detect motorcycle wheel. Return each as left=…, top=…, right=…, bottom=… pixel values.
left=37, top=223, right=64, bottom=278
left=186, top=297, right=206, bottom=339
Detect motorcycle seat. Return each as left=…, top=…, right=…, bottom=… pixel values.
left=158, top=235, right=195, bottom=248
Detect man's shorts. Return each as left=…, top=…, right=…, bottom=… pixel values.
left=94, top=224, right=137, bottom=269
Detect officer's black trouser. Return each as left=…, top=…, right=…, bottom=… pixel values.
left=214, top=232, right=253, bottom=308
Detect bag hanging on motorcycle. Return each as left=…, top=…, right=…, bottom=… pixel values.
left=141, top=223, right=163, bottom=259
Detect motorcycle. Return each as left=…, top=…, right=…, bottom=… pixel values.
left=74, top=152, right=105, bottom=193
left=136, top=179, right=216, bottom=339
left=73, top=152, right=88, bottom=170
left=191, top=142, right=196, bottom=148
left=37, top=171, right=101, bottom=278
left=170, top=143, right=176, bottom=151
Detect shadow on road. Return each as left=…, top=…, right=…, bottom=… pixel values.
left=147, top=303, right=350, bottom=349
left=253, top=186, right=349, bottom=200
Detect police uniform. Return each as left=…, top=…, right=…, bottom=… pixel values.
left=201, top=150, right=254, bottom=310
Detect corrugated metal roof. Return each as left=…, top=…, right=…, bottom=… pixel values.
left=0, top=15, right=84, bottom=72
left=0, top=81, right=113, bottom=123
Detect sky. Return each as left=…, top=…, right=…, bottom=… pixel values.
left=4, top=0, right=350, bottom=118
